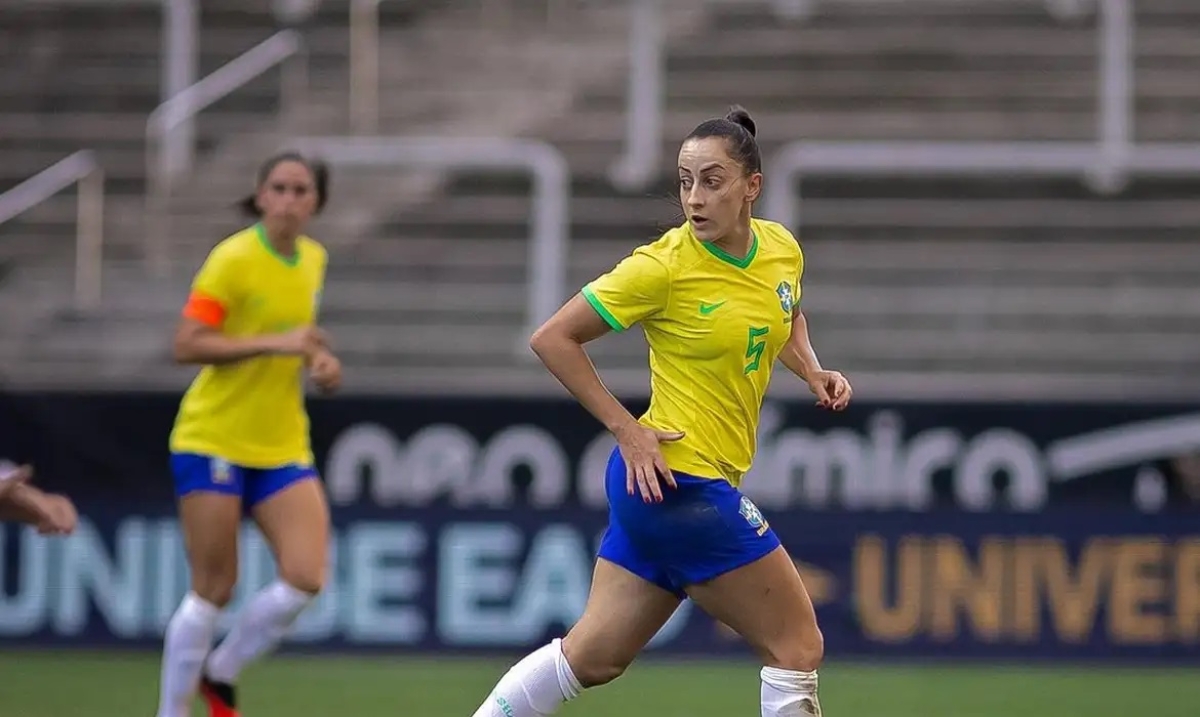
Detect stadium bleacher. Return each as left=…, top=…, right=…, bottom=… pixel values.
left=2, top=0, right=1199, bottom=399
left=0, top=0, right=429, bottom=378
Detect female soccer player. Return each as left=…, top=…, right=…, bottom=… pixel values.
left=155, top=152, right=343, bottom=717
left=470, top=106, right=851, bottom=717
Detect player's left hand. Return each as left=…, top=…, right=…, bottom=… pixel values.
left=34, top=493, right=78, bottom=535
left=309, top=349, right=342, bottom=394
left=808, top=369, right=852, bottom=411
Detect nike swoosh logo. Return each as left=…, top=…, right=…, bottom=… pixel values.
left=699, top=301, right=726, bottom=315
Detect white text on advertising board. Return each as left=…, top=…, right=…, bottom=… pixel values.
left=324, top=406, right=1200, bottom=512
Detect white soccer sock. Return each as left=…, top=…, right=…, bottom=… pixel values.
left=761, top=666, right=822, bottom=717
left=156, top=592, right=221, bottom=717
left=204, top=580, right=315, bottom=684
left=471, top=638, right=583, bottom=717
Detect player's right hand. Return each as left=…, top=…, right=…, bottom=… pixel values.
left=309, top=349, right=343, bottom=394
left=615, top=423, right=684, bottom=503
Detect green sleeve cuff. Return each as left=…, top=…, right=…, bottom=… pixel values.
left=581, top=284, right=625, bottom=332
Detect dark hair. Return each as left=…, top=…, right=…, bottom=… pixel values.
left=684, top=105, right=761, bottom=174
left=238, top=151, right=330, bottom=218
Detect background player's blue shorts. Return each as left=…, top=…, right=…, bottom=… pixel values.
left=170, top=453, right=317, bottom=510
left=596, top=445, right=781, bottom=598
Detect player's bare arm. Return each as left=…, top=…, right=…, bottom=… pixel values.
left=530, top=294, right=628, bottom=429
left=0, top=462, right=31, bottom=503
left=780, top=307, right=852, bottom=411
left=172, top=318, right=327, bottom=366
left=0, top=484, right=44, bottom=523
left=0, top=465, right=78, bottom=534
left=530, top=294, right=682, bottom=502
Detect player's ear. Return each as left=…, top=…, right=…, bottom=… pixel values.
left=745, top=172, right=763, bottom=204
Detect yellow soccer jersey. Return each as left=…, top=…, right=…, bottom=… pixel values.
left=582, top=217, right=803, bottom=487
left=169, top=224, right=327, bottom=468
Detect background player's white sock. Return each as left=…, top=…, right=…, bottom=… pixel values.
left=204, top=579, right=315, bottom=684
left=471, top=638, right=583, bottom=717
left=761, top=666, right=822, bottom=717
left=156, top=592, right=221, bottom=717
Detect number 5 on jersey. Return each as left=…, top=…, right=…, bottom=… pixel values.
left=744, top=325, right=769, bottom=374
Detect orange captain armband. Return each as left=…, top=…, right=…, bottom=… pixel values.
left=182, top=291, right=227, bottom=328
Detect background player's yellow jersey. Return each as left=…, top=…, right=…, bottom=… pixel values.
left=169, top=224, right=327, bottom=468
left=583, top=217, right=803, bottom=487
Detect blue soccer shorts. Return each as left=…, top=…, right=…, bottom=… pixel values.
left=596, top=445, right=781, bottom=598
left=170, top=453, right=318, bottom=510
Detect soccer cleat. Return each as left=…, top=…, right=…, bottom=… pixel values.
left=199, top=675, right=239, bottom=717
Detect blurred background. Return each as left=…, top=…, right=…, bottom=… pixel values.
left=1, top=0, right=1199, bottom=715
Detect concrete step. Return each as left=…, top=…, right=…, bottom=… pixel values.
left=547, top=111, right=1097, bottom=148
left=587, top=323, right=1200, bottom=371
left=155, top=278, right=1196, bottom=327
left=0, top=112, right=270, bottom=141
left=680, top=25, right=1200, bottom=60
left=336, top=235, right=1200, bottom=274
left=796, top=237, right=1200, bottom=273
left=596, top=67, right=1200, bottom=104
left=785, top=199, right=1200, bottom=230
left=387, top=193, right=1200, bottom=232
left=553, top=103, right=1200, bottom=144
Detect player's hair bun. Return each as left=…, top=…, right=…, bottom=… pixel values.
left=725, top=105, right=757, bottom=138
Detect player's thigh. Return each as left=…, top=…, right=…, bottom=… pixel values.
left=247, top=467, right=328, bottom=594
left=561, top=557, right=682, bottom=687
left=172, top=453, right=245, bottom=605
left=685, top=545, right=824, bottom=671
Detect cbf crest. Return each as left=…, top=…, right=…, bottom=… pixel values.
left=739, top=495, right=770, bottom=537
left=210, top=457, right=233, bottom=485
left=775, top=281, right=794, bottom=315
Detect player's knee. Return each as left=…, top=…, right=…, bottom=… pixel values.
left=276, top=559, right=326, bottom=595
left=561, top=635, right=632, bottom=688
left=190, top=569, right=237, bottom=607
left=569, top=656, right=628, bottom=688
left=767, top=628, right=824, bottom=672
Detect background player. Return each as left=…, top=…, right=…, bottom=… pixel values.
left=469, top=106, right=851, bottom=717
left=155, top=152, right=342, bottom=717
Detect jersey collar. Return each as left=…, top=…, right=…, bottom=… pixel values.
left=255, top=223, right=300, bottom=267
left=697, top=227, right=758, bottom=270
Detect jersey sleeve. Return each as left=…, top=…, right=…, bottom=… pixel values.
left=181, top=245, right=242, bottom=328
left=580, top=247, right=671, bottom=332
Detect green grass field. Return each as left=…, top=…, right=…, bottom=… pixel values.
left=0, top=651, right=1194, bottom=717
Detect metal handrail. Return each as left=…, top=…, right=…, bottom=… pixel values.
left=756, top=1, right=1197, bottom=226
left=161, top=0, right=200, bottom=154
left=287, top=136, right=570, bottom=353
left=609, top=0, right=664, bottom=192
left=349, top=0, right=386, bottom=135
left=144, top=30, right=308, bottom=276
left=349, top=0, right=597, bottom=134
left=0, top=152, right=105, bottom=312
left=760, top=140, right=1200, bottom=229
left=1095, top=0, right=1133, bottom=191
left=611, top=0, right=1117, bottom=192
